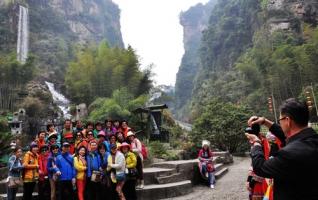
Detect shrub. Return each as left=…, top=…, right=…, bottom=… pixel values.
left=148, top=141, right=168, bottom=159
left=190, top=99, right=252, bottom=153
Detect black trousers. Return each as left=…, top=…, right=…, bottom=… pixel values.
left=85, top=178, right=101, bottom=200
left=110, top=182, right=119, bottom=200
left=7, top=187, right=18, bottom=200
left=136, top=156, right=143, bottom=180
left=58, top=180, right=74, bottom=200
left=123, top=178, right=137, bottom=200
left=100, top=180, right=114, bottom=200
left=23, top=182, right=36, bottom=200
left=38, top=179, right=51, bottom=200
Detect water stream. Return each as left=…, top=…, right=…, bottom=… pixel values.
left=17, top=5, right=29, bottom=63
left=45, top=81, right=71, bottom=119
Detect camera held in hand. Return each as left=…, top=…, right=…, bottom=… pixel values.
left=245, top=123, right=260, bottom=136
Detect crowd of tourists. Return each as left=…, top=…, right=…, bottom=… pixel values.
left=6, top=119, right=146, bottom=200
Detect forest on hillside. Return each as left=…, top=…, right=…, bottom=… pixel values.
left=174, top=0, right=318, bottom=152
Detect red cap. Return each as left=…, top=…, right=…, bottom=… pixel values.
left=64, top=133, right=73, bottom=139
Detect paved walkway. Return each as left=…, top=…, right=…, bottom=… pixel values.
left=163, top=156, right=251, bottom=200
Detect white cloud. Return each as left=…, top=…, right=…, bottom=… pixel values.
left=113, top=0, right=209, bottom=86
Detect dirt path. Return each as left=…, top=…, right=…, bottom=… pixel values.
left=164, top=156, right=251, bottom=200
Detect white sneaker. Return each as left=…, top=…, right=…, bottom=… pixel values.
left=210, top=184, right=214, bottom=189
left=140, top=180, right=144, bottom=189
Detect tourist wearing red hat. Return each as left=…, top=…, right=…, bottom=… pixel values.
left=60, top=119, right=75, bottom=143
left=120, top=142, right=137, bottom=200
left=38, top=144, right=50, bottom=200
left=64, top=133, right=75, bottom=155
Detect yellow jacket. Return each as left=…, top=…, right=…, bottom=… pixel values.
left=125, top=151, right=137, bottom=169
left=23, top=151, right=39, bottom=182
left=74, top=156, right=87, bottom=180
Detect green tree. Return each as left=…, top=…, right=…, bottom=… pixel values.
left=191, top=99, right=252, bottom=153
left=65, top=41, right=152, bottom=105
left=87, top=88, right=148, bottom=122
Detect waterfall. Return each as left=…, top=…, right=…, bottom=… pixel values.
left=17, top=5, right=29, bottom=63
left=45, top=81, right=71, bottom=119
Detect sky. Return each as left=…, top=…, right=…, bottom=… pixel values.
left=113, top=0, right=209, bottom=86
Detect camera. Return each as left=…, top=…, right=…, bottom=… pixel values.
left=245, top=123, right=260, bottom=136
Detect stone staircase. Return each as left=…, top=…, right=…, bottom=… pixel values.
left=0, top=152, right=232, bottom=200
left=136, top=152, right=231, bottom=200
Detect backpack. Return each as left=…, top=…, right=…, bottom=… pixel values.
left=141, top=143, right=148, bottom=160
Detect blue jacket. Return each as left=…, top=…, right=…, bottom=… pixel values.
left=56, top=152, right=76, bottom=181
left=86, top=151, right=100, bottom=178
left=7, top=155, right=23, bottom=177
left=103, top=141, right=110, bottom=153
left=99, top=152, right=110, bottom=170
left=47, top=153, right=60, bottom=179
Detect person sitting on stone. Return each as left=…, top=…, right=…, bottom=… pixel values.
left=198, top=140, right=215, bottom=189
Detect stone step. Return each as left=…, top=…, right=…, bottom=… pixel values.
left=156, top=172, right=184, bottom=184
left=151, top=157, right=219, bottom=170
left=136, top=180, right=192, bottom=200
left=214, top=167, right=228, bottom=179
left=213, top=163, right=224, bottom=173
left=143, top=167, right=177, bottom=185
left=0, top=192, right=38, bottom=200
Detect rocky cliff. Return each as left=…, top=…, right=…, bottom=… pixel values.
left=267, top=0, right=318, bottom=32
left=177, top=0, right=318, bottom=121
left=174, top=0, right=216, bottom=121
left=0, top=0, right=124, bottom=81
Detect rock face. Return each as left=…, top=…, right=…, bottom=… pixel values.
left=267, top=0, right=318, bottom=32
left=0, top=0, right=124, bottom=82
left=43, top=0, right=124, bottom=46
left=174, top=0, right=216, bottom=121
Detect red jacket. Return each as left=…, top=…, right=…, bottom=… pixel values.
left=198, top=149, right=213, bottom=160
left=36, top=139, right=46, bottom=149
left=38, top=152, right=49, bottom=181
left=122, top=127, right=131, bottom=138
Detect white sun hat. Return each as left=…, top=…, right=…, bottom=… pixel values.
left=202, top=140, right=210, bottom=147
